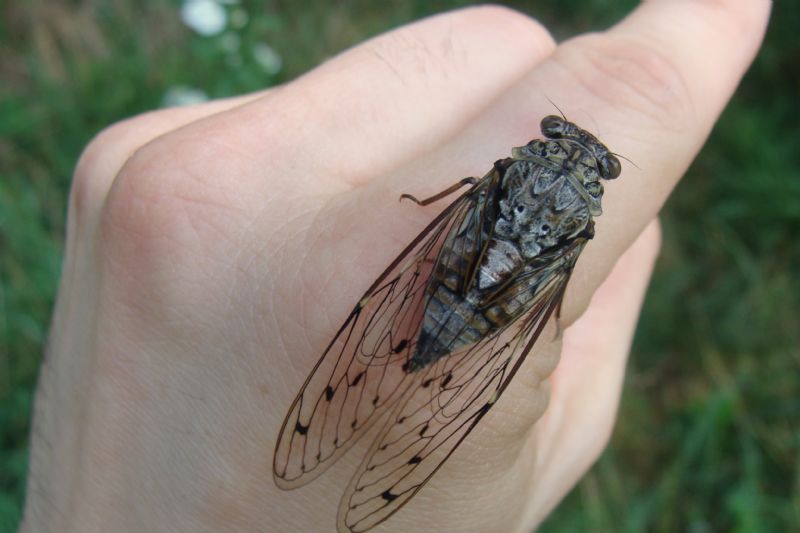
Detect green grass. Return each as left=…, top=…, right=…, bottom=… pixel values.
left=1, top=1, right=798, bottom=531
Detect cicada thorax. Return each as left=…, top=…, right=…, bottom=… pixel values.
left=408, top=137, right=605, bottom=372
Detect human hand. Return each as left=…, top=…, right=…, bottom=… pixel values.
left=23, top=1, right=769, bottom=531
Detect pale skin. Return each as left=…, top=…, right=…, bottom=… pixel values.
left=23, top=1, right=769, bottom=532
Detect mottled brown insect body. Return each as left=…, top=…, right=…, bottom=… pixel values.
left=274, top=115, right=621, bottom=533
left=410, top=117, right=619, bottom=371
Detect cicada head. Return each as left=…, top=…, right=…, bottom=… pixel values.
left=540, top=115, right=621, bottom=181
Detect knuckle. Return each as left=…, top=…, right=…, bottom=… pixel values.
left=99, top=134, right=235, bottom=266
left=71, top=110, right=178, bottom=227
left=99, top=142, right=175, bottom=263
left=71, top=119, right=141, bottom=225
left=562, top=34, right=694, bottom=131
left=94, top=134, right=247, bottom=339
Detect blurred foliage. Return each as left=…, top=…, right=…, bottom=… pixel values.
left=1, top=0, right=797, bottom=531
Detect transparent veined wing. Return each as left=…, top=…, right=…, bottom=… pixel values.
left=273, top=173, right=499, bottom=489
left=338, top=237, right=588, bottom=533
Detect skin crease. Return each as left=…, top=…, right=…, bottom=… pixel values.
left=23, top=2, right=769, bottom=532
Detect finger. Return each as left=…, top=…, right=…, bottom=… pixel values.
left=521, top=219, right=661, bottom=527
left=557, top=0, right=767, bottom=320
left=369, top=0, right=769, bottom=324
left=118, top=6, right=556, bottom=200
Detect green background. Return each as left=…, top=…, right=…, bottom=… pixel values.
left=1, top=1, right=798, bottom=531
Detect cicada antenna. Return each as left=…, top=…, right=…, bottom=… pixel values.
left=544, top=94, right=568, bottom=121
left=576, top=110, right=638, bottom=172
left=611, top=151, right=640, bottom=171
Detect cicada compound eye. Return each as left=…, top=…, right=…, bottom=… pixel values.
left=540, top=115, right=566, bottom=138
left=600, top=154, right=622, bottom=180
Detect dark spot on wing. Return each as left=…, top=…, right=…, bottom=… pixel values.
left=441, top=372, right=452, bottom=388
left=392, top=339, right=409, bottom=353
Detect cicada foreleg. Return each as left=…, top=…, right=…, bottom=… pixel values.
left=399, top=177, right=479, bottom=206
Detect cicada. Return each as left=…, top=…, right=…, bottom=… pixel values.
left=273, top=115, right=621, bottom=532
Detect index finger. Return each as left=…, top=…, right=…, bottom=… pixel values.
left=373, top=0, right=770, bottom=324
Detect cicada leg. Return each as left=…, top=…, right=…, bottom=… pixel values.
left=399, top=177, right=478, bottom=206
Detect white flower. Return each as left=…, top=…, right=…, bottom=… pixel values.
left=162, top=86, right=209, bottom=107
left=252, top=42, right=282, bottom=75
left=181, top=0, right=227, bottom=37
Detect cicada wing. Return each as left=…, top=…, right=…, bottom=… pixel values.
left=338, top=238, right=588, bottom=533
left=273, top=177, right=497, bottom=489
